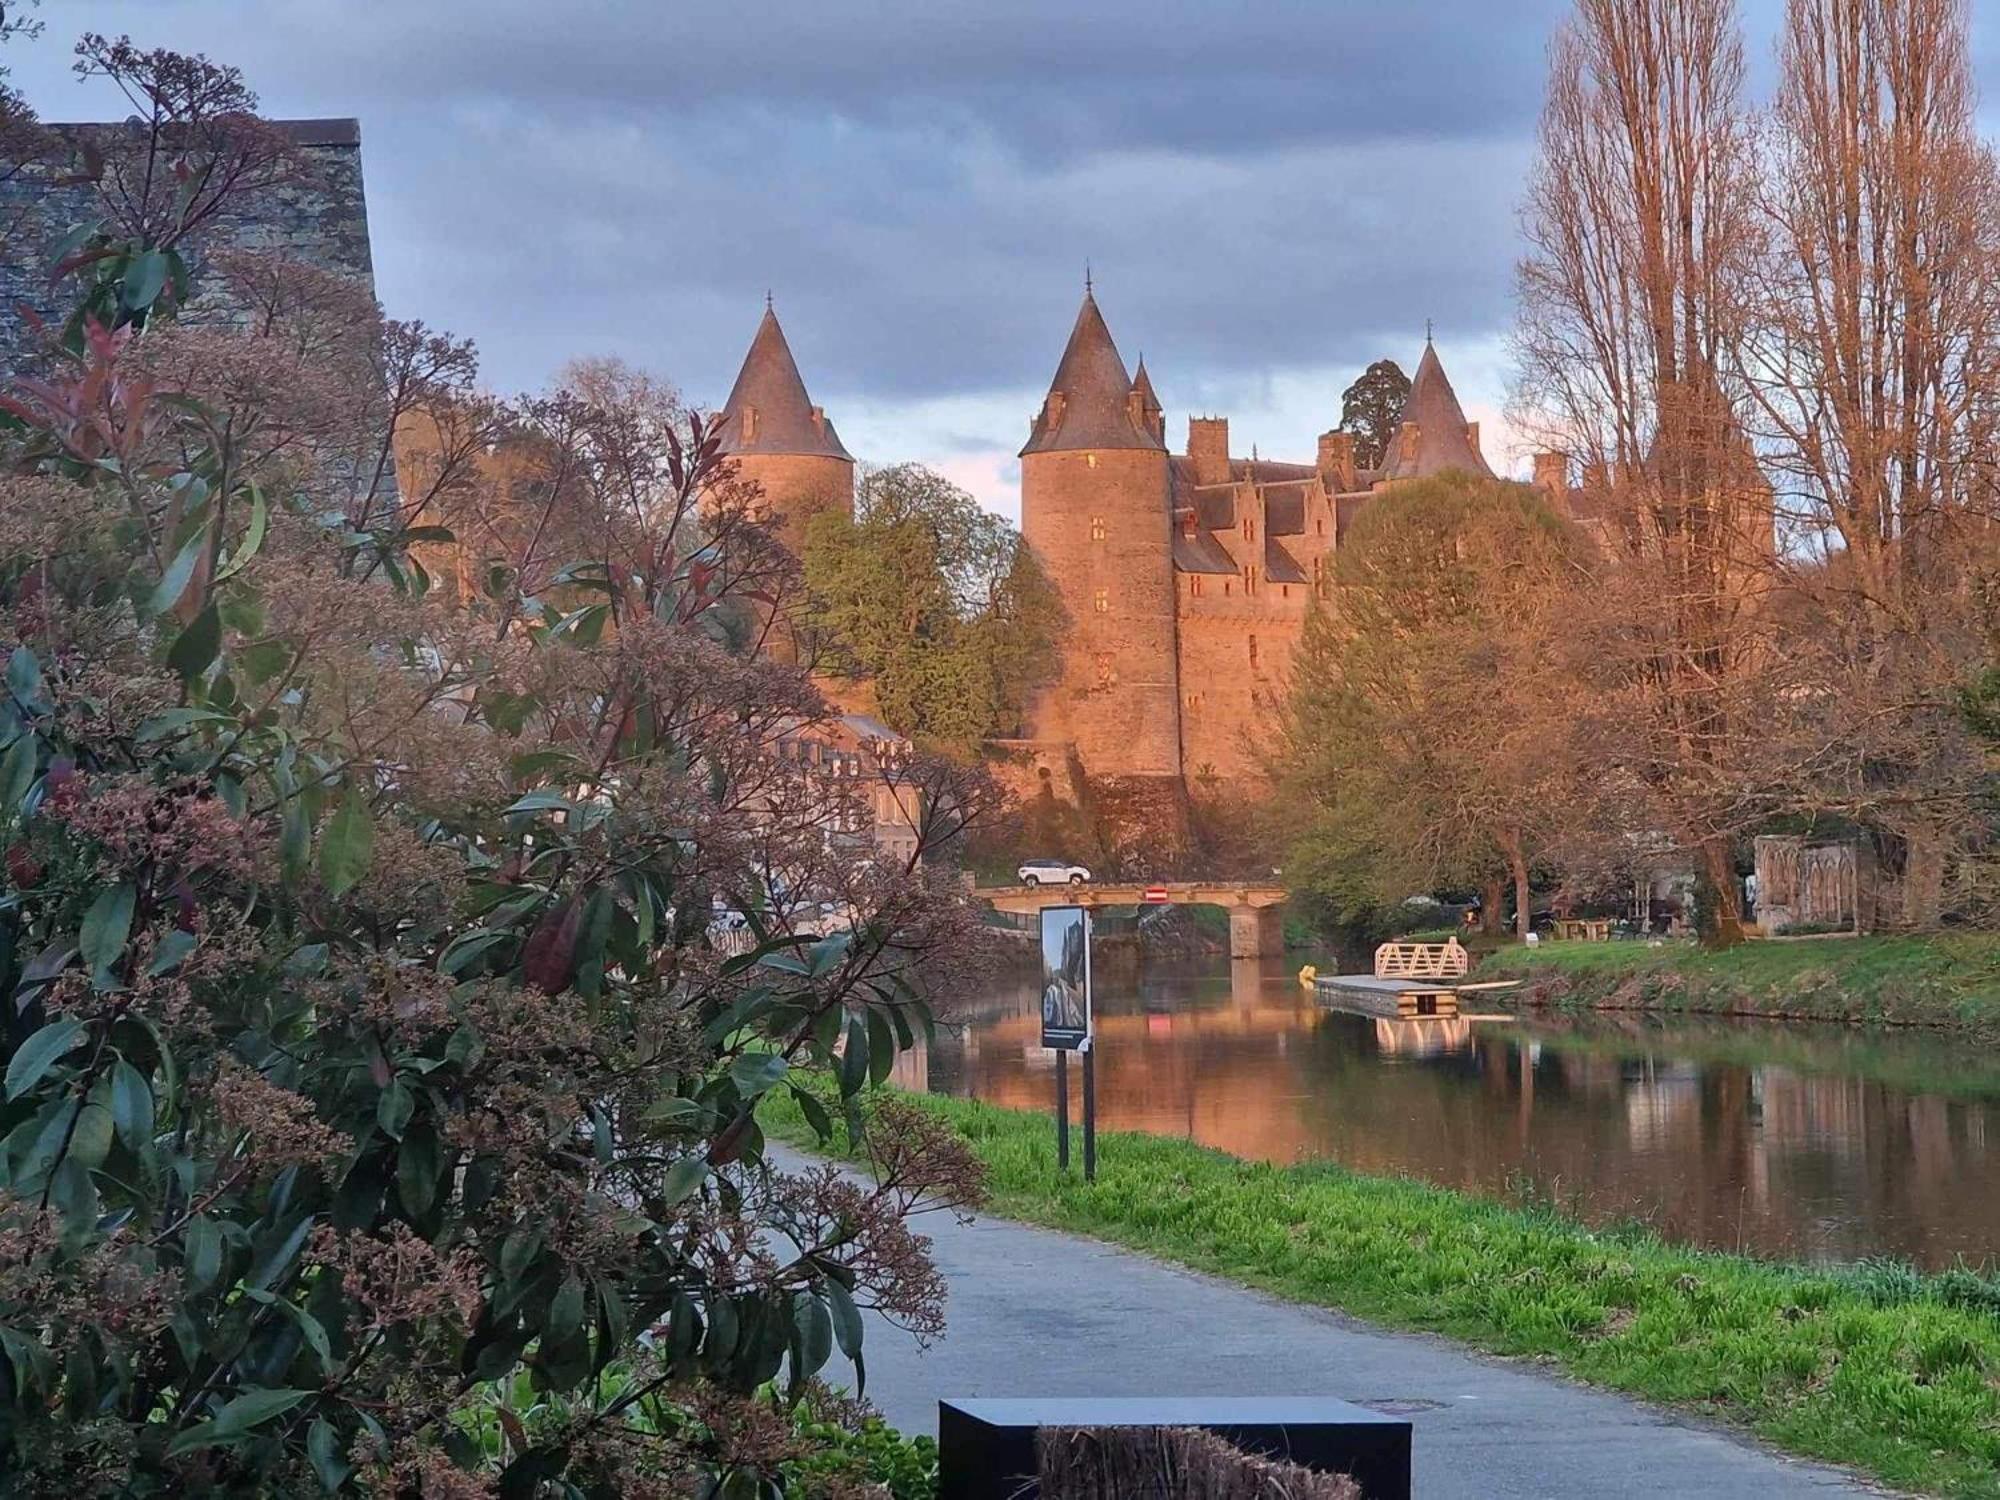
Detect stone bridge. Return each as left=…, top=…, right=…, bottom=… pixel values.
left=972, top=882, right=1289, bottom=958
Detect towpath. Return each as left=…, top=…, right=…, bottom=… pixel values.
left=791, top=1152, right=1882, bottom=1499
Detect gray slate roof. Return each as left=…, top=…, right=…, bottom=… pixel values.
left=1021, top=291, right=1164, bottom=456
left=717, top=306, right=853, bottom=461
left=1376, top=341, right=1493, bottom=481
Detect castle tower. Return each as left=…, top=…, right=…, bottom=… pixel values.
left=1375, top=337, right=1494, bottom=482
left=715, top=301, right=854, bottom=553
left=1019, top=288, right=1182, bottom=781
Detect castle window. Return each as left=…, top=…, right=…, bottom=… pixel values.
left=1185, top=692, right=1204, bottom=711
left=1282, top=584, right=1290, bottom=598
left=1092, top=588, right=1109, bottom=614
left=1312, top=555, right=1326, bottom=591
left=1224, top=580, right=1232, bottom=596
left=1091, top=515, right=1106, bottom=541
left=1248, top=635, right=1260, bottom=669
left=1094, top=653, right=1115, bottom=686
left=1086, top=453, right=1099, bottom=470
left=1189, top=575, right=1203, bottom=598
left=1242, top=518, right=1255, bottom=542
left=741, top=405, right=759, bottom=443
left=1317, top=519, right=1326, bottom=536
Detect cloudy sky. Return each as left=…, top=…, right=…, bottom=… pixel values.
left=11, top=1, right=1995, bottom=517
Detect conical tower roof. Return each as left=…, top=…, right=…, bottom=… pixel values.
left=717, top=304, right=852, bottom=461
left=1021, top=290, right=1164, bottom=456
left=1131, top=356, right=1160, bottom=412
left=1377, top=339, right=1493, bottom=481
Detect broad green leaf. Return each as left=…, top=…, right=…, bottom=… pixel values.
left=0, top=730, right=34, bottom=818
left=146, top=929, right=198, bottom=977
left=67, top=1103, right=113, bottom=1170
left=214, top=486, right=268, bottom=581
left=121, top=250, right=168, bottom=314
left=376, top=1079, right=414, bottom=1140
left=729, top=1052, right=788, bottom=1099
left=839, top=1011, right=869, bottom=1098
left=146, top=529, right=207, bottom=619
left=79, top=883, right=135, bottom=985
left=503, top=790, right=574, bottom=815
left=545, top=1272, right=584, bottom=1346
left=166, top=602, right=222, bottom=682
left=308, top=1415, right=352, bottom=1492
left=866, top=1007, right=896, bottom=1088
left=5, top=1019, right=86, bottom=1100
left=108, top=1061, right=153, bottom=1150
left=661, top=1155, right=707, bottom=1207
left=793, top=1290, right=832, bottom=1378
left=319, top=785, right=375, bottom=898
left=397, top=1125, right=443, bottom=1216
left=826, top=1276, right=864, bottom=1362
left=245, top=1288, right=333, bottom=1370
left=5, top=646, right=46, bottom=712
left=184, top=1214, right=223, bottom=1292
left=166, top=1387, right=313, bottom=1454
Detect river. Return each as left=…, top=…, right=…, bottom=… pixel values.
left=902, top=953, right=2000, bottom=1270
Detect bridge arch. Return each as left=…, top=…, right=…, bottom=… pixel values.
left=970, top=882, right=1288, bottom=958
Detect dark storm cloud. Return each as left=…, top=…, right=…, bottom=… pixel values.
left=4, top=1, right=1562, bottom=420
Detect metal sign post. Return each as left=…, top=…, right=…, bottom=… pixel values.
left=1055, top=1050, right=1070, bottom=1170
left=1081, top=1038, right=1097, bottom=1182
left=1039, top=905, right=1094, bottom=1176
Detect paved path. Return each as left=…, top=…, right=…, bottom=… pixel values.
left=793, top=1156, right=1881, bottom=1498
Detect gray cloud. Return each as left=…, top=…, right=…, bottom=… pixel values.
left=7, top=0, right=1910, bottom=488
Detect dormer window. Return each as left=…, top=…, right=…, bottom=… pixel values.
left=741, top=405, right=759, bottom=443
left=1242, top=518, right=1255, bottom=542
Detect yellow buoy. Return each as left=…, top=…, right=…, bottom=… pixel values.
left=1297, top=963, right=1317, bottom=988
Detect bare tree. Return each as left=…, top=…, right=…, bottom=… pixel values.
left=1514, top=0, right=1766, bottom=926
left=1743, top=0, right=2000, bottom=925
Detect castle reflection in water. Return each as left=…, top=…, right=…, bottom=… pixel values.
left=897, top=956, right=2000, bottom=1270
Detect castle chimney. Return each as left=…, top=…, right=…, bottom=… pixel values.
left=810, top=405, right=826, bottom=434
left=1188, top=416, right=1230, bottom=486
left=1316, top=430, right=1356, bottom=492
left=1399, top=424, right=1422, bottom=464
left=1532, top=450, right=1568, bottom=498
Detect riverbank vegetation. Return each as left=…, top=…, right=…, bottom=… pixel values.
left=1277, top=0, right=2000, bottom=944
left=780, top=1092, right=2000, bottom=1499
left=1483, top=935, right=2000, bottom=1033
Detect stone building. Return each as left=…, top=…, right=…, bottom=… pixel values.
left=1009, top=287, right=1497, bottom=793
left=714, top=301, right=855, bottom=552
left=0, top=118, right=373, bottom=368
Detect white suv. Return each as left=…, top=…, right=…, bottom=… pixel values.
left=1018, top=858, right=1090, bottom=886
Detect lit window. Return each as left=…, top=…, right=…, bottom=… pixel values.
left=1094, top=653, right=1115, bottom=686
left=1242, top=518, right=1255, bottom=541
left=1189, top=575, right=1203, bottom=597
left=1090, top=516, right=1106, bottom=541
left=1093, top=588, right=1109, bottom=614
left=1086, top=453, right=1099, bottom=469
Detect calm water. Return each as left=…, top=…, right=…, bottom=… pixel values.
left=905, top=955, right=2000, bottom=1270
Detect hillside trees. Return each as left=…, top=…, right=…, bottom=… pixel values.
left=800, top=463, right=1061, bottom=754
left=1275, top=475, right=1595, bottom=938
left=0, top=36, right=991, bottom=1496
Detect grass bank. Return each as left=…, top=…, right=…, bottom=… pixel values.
left=1480, top=933, right=2000, bottom=1033
left=770, top=1090, right=2000, bottom=1499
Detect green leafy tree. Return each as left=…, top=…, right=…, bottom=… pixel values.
left=1338, top=359, right=1410, bottom=472
left=801, top=464, right=1061, bottom=754
left=1274, top=472, right=1594, bottom=938
left=0, top=38, right=991, bottom=1496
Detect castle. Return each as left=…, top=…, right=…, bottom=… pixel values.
left=716, top=287, right=1507, bottom=796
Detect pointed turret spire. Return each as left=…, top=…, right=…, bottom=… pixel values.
left=717, top=302, right=852, bottom=460
left=1376, top=339, right=1493, bottom=481
left=1021, top=288, right=1164, bottom=457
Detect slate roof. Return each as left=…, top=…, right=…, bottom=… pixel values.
left=1171, top=526, right=1240, bottom=575
left=1376, top=341, right=1493, bottom=481
left=1021, top=291, right=1164, bottom=456
left=717, top=306, right=853, bottom=461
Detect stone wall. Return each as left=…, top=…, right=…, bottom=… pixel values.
left=1175, top=575, right=1313, bottom=782
left=0, top=119, right=372, bottom=369
left=1020, top=446, right=1183, bottom=779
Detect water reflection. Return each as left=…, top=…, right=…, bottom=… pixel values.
left=915, top=955, right=2000, bottom=1269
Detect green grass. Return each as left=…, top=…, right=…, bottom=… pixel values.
left=1480, top=934, right=2000, bottom=1033
left=770, top=1090, right=2000, bottom=1498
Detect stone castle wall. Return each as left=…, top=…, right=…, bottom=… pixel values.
left=1020, top=447, right=1183, bottom=779
left=1174, top=579, right=1310, bottom=782
left=0, top=122, right=373, bottom=370
left=729, top=451, right=855, bottom=554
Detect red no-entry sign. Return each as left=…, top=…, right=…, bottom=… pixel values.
left=1143, top=885, right=1170, bottom=903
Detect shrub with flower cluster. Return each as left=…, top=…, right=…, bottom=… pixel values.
left=0, top=37, right=988, bottom=1498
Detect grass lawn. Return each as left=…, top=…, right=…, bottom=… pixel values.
left=1479, top=932, right=2000, bottom=1032
left=769, top=1089, right=2000, bottom=1499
